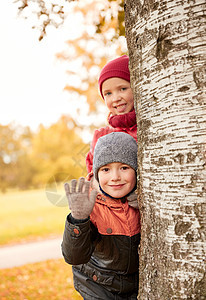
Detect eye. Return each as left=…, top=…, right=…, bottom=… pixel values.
left=100, top=167, right=110, bottom=172
left=104, top=91, right=112, bottom=97
left=121, top=87, right=127, bottom=91
left=121, top=165, right=130, bottom=171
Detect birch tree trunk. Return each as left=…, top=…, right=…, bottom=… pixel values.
left=124, top=0, right=206, bottom=299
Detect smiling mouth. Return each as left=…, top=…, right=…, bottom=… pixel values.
left=114, top=104, right=126, bottom=112
left=109, top=184, right=124, bottom=189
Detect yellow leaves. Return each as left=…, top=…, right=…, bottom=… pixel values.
left=55, top=0, right=127, bottom=114
left=30, top=115, right=88, bottom=185
left=0, top=117, right=88, bottom=190
left=64, top=85, right=87, bottom=95
left=0, top=259, right=82, bottom=300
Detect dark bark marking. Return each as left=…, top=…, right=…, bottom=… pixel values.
left=178, top=86, right=190, bottom=92
left=193, top=65, right=206, bottom=89
left=156, top=25, right=173, bottom=61
left=186, top=174, right=198, bottom=188
left=175, top=221, right=192, bottom=235
left=173, top=153, right=185, bottom=165
left=186, top=152, right=196, bottom=163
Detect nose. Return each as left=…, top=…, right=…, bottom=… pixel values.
left=111, top=169, right=121, bottom=181
left=112, top=91, right=121, bottom=103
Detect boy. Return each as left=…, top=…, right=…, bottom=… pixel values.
left=62, top=132, right=141, bottom=299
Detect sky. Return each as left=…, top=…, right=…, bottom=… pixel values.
left=0, top=1, right=88, bottom=132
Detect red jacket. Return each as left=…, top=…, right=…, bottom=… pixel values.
left=86, top=109, right=137, bottom=174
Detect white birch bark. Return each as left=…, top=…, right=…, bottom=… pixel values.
left=125, top=0, right=206, bottom=299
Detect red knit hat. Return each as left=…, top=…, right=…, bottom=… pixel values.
left=98, top=55, right=130, bottom=99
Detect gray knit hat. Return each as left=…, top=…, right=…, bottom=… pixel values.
left=93, top=132, right=137, bottom=181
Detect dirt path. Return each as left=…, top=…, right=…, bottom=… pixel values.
left=0, top=237, right=63, bottom=269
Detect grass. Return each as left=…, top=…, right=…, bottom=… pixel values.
left=0, top=259, right=83, bottom=299
left=0, top=188, right=83, bottom=299
left=0, top=188, right=69, bottom=245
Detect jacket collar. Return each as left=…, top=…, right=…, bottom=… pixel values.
left=108, top=109, right=136, bottom=128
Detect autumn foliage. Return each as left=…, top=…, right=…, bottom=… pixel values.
left=0, top=259, right=82, bottom=300
left=0, top=116, right=88, bottom=192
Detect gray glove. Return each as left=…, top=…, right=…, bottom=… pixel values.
left=127, top=190, right=139, bottom=209
left=64, top=177, right=97, bottom=220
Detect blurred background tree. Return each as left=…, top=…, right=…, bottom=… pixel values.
left=57, top=0, right=125, bottom=111
left=13, top=0, right=126, bottom=123
left=30, top=115, right=88, bottom=187
left=0, top=117, right=87, bottom=191
left=0, top=124, right=33, bottom=192
left=14, top=0, right=125, bottom=41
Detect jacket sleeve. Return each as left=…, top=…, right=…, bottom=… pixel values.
left=61, top=213, right=98, bottom=265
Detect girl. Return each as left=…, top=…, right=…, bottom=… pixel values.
left=86, top=55, right=137, bottom=176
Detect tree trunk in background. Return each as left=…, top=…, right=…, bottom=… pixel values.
left=125, top=0, right=206, bottom=299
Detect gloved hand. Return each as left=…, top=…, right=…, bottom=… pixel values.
left=127, top=190, right=139, bottom=209
left=64, top=177, right=97, bottom=220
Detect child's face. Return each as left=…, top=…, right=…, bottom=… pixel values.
left=102, top=77, right=134, bottom=116
left=98, top=162, right=136, bottom=199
